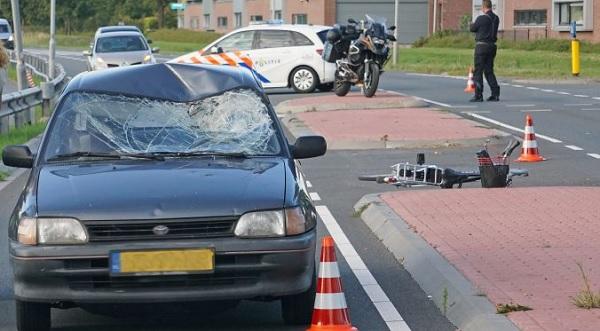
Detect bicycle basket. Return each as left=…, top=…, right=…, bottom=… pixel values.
left=479, top=164, right=509, bottom=188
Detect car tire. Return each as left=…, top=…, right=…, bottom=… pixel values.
left=16, top=300, right=51, bottom=331
left=317, top=83, right=334, bottom=92
left=290, top=67, right=318, bottom=93
left=281, top=270, right=316, bottom=325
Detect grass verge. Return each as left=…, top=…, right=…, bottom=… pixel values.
left=388, top=47, right=600, bottom=79
left=7, top=63, right=44, bottom=86
left=572, top=262, right=600, bottom=309
left=0, top=170, right=9, bottom=181
left=23, top=28, right=221, bottom=54
left=0, top=119, right=47, bottom=157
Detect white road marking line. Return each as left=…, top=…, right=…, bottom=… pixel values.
left=466, top=112, right=563, bottom=143
left=451, top=105, right=478, bottom=108
left=512, top=84, right=524, bottom=88
left=541, top=89, right=555, bottom=93
left=462, top=110, right=491, bottom=114
left=316, top=206, right=410, bottom=331
left=413, top=97, right=451, bottom=108
left=505, top=104, right=535, bottom=107
left=574, top=95, right=589, bottom=98
left=581, top=108, right=600, bottom=111
left=593, top=97, right=600, bottom=100
left=309, top=192, right=321, bottom=201
left=557, top=92, right=571, bottom=95
left=566, top=145, right=584, bottom=151
left=588, top=153, right=600, bottom=159
left=526, top=87, right=540, bottom=90
left=499, top=82, right=510, bottom=86
left=520, top=109, right=552, bottom=112
left=565, top=103, right=593, bottom=106
left=306, top=180, right=313, bottom=188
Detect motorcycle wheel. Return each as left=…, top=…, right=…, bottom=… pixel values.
left=334, top=72, right=351, bottom=97
left=363, top=63, right=380, bottom=98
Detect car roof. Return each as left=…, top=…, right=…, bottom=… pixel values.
left=97, top=26, right=140, bottom=34
left=64, top=63, right=263, bottom=103
left=96, top=31, right=145, bottom=38
left=0, top=19, right=9, bottom=24
left=237, top=24, right=330, bottom=34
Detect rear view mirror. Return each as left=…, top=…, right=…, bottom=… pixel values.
left=151, top=47, right=160, bottom=54
left=147, top=39, right=153, bottom=44
left=291, top=136, right=327, bottom=159
left=82, top=50, right=92, bottom=56
left=2, top=145, right=34, bottom=168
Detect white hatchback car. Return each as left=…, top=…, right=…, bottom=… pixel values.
left=173, top=23, right=335, bottom=93
left=84, top=31, right=158, bottom=71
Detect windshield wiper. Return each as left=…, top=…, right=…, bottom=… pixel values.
left=150, top=151, right=249, bottom=158
left=47, top=151, right=165, bottom=162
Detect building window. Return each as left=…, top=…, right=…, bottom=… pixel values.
left=250, top=15, right=263, bottom=22
left=235, top=12, right=242, bottom=27
left=218, top=16, right=228, bottom=28
left=203, top=14, right=211, bottom=28
left=558, top=1, right=583, bottom=25
left=190, top=17, right=200, bottom=30
left=292, top=14, right=308, bottom=25
left=514, top=10, right=547, bottom=26
left=274, top=10, right=282, bottom=20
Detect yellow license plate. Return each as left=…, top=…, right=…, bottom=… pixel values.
left=110, top=248, right=214, bottom=275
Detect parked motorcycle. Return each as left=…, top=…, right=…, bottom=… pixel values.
left=322, top=15, right=396, bottom=98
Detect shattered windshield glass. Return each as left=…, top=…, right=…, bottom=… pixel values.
left=42, top=89, right=281, bottom=160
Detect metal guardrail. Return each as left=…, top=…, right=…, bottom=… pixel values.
left=0, top=51, right=67, bottom=134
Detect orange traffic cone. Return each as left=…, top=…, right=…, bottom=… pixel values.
left=307, top=236, right=357, bottom=331
left=464, top=67, right=475, bottom=93
left=516, top=114, right=546, bottom=162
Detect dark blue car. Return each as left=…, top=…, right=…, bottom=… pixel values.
left=2, top=63, right=326, bottom=331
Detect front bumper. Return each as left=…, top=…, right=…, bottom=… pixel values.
left=10, top=230, right=316, bottom=304
left=1, top=39, right=13, bottom=49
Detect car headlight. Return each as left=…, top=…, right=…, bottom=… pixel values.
left=234, top=207, right=313, bottom=238
left=17, top=217, right=88, bottom=245
left=8, top=35, right=13, bottom=41
left=143, top=54, right=155, bottom=64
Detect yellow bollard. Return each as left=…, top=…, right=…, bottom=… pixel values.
left=571, top=39, right=580, bottom=76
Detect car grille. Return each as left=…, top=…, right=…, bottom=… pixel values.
left=83, top=217, right=237, bottom=242
left=107, top=62, right=142, bottom=68
left=65, top=256, right=259, bottom=290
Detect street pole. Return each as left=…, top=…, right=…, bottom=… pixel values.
left=393, top=0, right=398, bottom=66
left=433, top=0, right=438, bottom=34
left=10, top=0, right=26, bottom=90
left=48, top=0, right=56, bottom=79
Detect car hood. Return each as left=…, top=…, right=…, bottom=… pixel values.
left=94, top=50, right=149, bottom=65
left=36, top=158, right=286, bottom=220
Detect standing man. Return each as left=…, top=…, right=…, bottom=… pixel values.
left=470, top=0, right=500, bottom=102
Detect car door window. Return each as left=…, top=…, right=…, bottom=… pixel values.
left=214, top=31, right=255, bottom=52
left=291, top=31, right=314, bottom=46
left=256, top=30, right=295, bottom=49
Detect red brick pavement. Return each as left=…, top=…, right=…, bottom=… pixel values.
left=296, top=108, right=493, bottom=143
left=381, top=187, right=600, bottom=331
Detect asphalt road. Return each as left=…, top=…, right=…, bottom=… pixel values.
left=1, top=49, right=598, bottom=331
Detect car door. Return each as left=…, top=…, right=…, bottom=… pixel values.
left=194, top=31, right=256, bottom=72
left=250, top=30, right=315, bottom=89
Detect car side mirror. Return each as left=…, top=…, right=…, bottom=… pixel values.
left=82, top=50, right=92, bottom=56
left=291, top=136, right=327, bottom=159
left=348, top=18, right=357, bottom=24
left=210, top=46, right=224, bottom=54
left=2, top=145, right=34, bottom=168
left=387, top=33, right=397, bottom=42
left=147, top=39, right=153, bottom=44
left=151, top=47, right=160, bottom=54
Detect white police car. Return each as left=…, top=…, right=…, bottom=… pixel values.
left=173, top=22, right=335, bottom=93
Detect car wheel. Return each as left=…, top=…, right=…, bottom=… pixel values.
left=16, top=300, right=51, bottom=331
left=291, top=67, right=318, bottom=93
left=317, top=83, right=334, bottom=92
left=281, top=270, right=316, bottom=325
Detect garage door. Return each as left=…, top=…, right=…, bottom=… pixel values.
left=336, top=0, right=429, bottom=44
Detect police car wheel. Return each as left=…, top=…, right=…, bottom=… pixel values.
left=291, top=67, right=318, bottom=93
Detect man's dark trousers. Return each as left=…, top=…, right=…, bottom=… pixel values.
left=473, top=42, right=500, bottom=99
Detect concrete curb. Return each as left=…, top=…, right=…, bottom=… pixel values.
left=275, top=96, right=428, bottom=115
left=279, top=113, right=511, bottom=150
left=354, top=194, right=519, bottom=331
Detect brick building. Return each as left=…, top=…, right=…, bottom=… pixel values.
left=179, top=0, right=471, bottom=43
left=472, top=0, right=600, bottom=42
